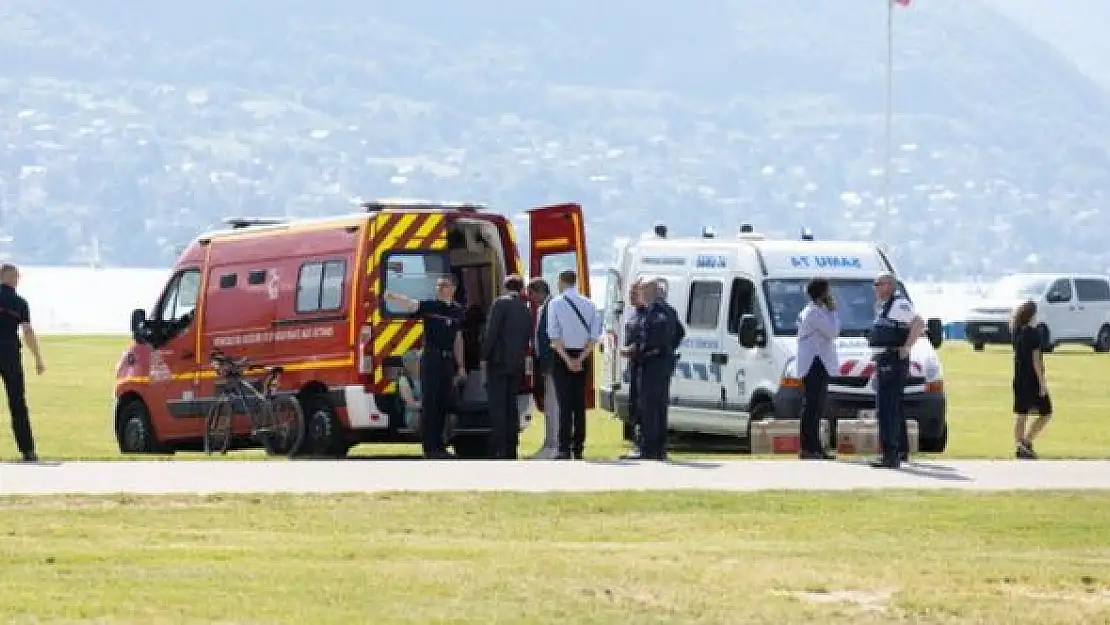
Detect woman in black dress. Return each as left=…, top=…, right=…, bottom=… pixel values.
left=1010, top=300, right=1052, bottom=459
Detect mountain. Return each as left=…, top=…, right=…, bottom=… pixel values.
left=983, top=0, right=1110, bottom=92
left=1, top=0, right=1109, bottom=279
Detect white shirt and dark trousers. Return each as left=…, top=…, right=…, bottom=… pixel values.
left=546, top=287, right=601, bottom=460
left=796, top=303, right=840, bottom=459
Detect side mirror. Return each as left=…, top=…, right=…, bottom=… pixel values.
left=926, top=317, right=944, bottom=349
left=130, top=308, right=146, bottom=334
left=738, top=314, right=764, bottom=348
left=131, top=308, right=157, bottom=346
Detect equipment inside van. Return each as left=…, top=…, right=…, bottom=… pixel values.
left=114, top=200, right=592, bottom=459
left=598, top=225, right=950, bottom=453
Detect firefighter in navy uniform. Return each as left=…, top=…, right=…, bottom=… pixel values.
left=385, top=275, right=467, bottom=460
left=868, top=271, right=924, bottom=469
left=0, top=263, right=46, bottom=463
left=618, top=279, right=648, bottom=460
left=634, top=278, right=686, bottom=461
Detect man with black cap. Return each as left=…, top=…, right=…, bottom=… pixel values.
left=868, top=271, right=924, bottom=469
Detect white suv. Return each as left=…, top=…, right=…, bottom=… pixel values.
left=964, top=273, right=1110, bottom=353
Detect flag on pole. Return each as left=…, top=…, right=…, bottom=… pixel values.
left=893, top=0, right=911, bottom=6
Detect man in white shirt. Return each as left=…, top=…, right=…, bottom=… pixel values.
left=546, top=269, right=602, bottom=460
left=795, top=278, right=840, bottom=460
left=869, top=271, right=925, bottom=468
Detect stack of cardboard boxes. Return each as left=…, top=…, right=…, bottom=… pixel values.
left=749, top=417, right=919, bottom=455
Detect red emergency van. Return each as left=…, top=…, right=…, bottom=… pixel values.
left=114, top=200, right=592, bottom=458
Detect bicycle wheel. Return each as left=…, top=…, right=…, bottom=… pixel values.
left=204, top=393, right=234, bottom=455
left=264, top=395, right=306, bottom=458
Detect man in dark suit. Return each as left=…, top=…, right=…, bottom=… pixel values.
left=481, top=274, right=533, bottom=459
left=526, top=277, right=559, bottom=458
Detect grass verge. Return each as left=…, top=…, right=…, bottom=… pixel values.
left=2, top=491, right=1109, bottom=624
left=2, top=335, right=1108, bottom=460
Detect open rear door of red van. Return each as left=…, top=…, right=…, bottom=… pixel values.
left=527, top=203, right=595, bottom=409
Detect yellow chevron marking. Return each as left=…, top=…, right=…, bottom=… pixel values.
left=373, top=322, right=404, bottom=352
left=379, top=213, right=419, bottom=252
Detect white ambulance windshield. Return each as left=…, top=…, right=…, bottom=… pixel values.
left=764, top=278, right=899, bottom=337
left=986, top=275, right=1048, bottom=300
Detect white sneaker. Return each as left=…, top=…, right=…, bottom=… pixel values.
left=530, top=447, right=560, bottom=460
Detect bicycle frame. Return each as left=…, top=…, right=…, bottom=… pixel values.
left=219, top=367, right=283, bottom=431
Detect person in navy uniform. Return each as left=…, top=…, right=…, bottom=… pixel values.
left=385, top=275, right=467, bottom=460
left=0, top=264, right=45, bottom=463
left=868, top=271, right=924, bottom=469
left=619, top=279, right=649, bottom=460
left=633, top=278, right=685, bottom=461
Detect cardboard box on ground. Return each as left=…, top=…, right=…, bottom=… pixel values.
left=749, top=418, right=919, bottom=455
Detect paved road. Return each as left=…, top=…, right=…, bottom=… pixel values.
left=2, top=458, right=1109, bottom=494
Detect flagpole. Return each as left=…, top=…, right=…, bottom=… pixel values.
left=881, top=0, right=894, bottom=256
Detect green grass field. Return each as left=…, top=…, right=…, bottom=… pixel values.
left=2, top=335, right=1107, bottom=460
left=3, top=338, right=1110, bottom=624
left=2, top=492, right=1109, bottom=624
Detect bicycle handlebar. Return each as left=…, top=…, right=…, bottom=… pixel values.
left=210, top=349, right=253, bottom=371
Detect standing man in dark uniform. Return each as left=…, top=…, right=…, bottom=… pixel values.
left=868, top=271, right=924, bottom=469
left=481, top=274, right=532, bottom=459
left=634, top=278, right=685, bottom=461
left=0, top=264, right=45, bottom=463
left=385, top=275, right=466, bottom=460
left=619, top=279, right=648, bottom=460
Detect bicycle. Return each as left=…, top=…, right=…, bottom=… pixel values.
left=204, top=348, right=306, bottom=458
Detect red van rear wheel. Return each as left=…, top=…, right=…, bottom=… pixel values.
left=299, top=393, right=349, bottom=459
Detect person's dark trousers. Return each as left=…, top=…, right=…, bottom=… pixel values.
left=553, top=348, right=587, bottom=458
left=897, top=359, right=910, bottom=459
left=419, top=352, right=454, bottom=459
left=801, top=359, right=830, bottom=454
left=0, top=352, right=34, bottom=456
left=486, top=369, right=522, bottom=459
left=637, top=357, right=673, bottom=460
left=874, top=352, right=906, bottom=466
left=627, top=363, right=642, bottom=452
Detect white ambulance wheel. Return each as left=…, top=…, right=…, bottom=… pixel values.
left=1038, top=324, right=1055, bottom=353
left=1094, top=325, right=1110, bottom=353
left=920, top=423, right=949, bottom=453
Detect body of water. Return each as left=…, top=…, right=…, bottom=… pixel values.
left=14, top=266, right=988, bottom=335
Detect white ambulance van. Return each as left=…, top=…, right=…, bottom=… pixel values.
left=597, top=225, right=950, bottom=452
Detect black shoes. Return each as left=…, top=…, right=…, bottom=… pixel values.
left=799, top=449, right=836, bottom=460
left=870, top=456, right=900, bottom=469
left=1016, top=440, right=1038, bottom=460
left=21, top=452, right=38, bottom=463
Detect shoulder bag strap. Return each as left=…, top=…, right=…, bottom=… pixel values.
left=563, top=296, right=592, bottom=334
